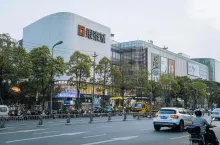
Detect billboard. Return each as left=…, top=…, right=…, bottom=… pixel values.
left=151, top=53, right=160, bottom=81
left=168, top=59, right=175, bottom=76
left=54, top=80, right=77, bottom=98
left=161, top=57, right=168, bottom=74
left=188, top=62, right=200, bottom=77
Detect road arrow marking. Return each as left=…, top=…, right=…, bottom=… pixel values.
left=81, top=136, right=138, bottom=145
left=5, top=132, right=87, bottom=143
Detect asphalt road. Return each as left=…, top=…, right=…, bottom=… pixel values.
left=0, top=115, right=220, bottom=145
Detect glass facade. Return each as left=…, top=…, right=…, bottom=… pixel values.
left=111, top=40, right=148, bottom=72
left=191, top=58, right=218, bottom=82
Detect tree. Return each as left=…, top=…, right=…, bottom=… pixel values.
left=159, top=74, right=180, bottom=107
left=0, top=33, right=32, bottom=104
left=109, top=66, right=122, bottom=97
left=175, top=76, right=191, bottom=108
left=149, top=80, right=163, bottom=104
left=191, top=81, right=207, bottom=108
left=95, top=57, right=112, bottom=101
left=0, top=34, right=16, bottom=104
left=203, top=80, right=218, bottom=108
left=29, top=46, right=65, bottom=109
left=120, top=63, right=136, bottom=98
left=133, top=68, right=150, bottom=97
left=66, top=51, right=91, bottom=109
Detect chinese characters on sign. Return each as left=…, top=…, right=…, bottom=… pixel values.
left=78, top=24, right=106, bottom=43
left=151, top=53, right=161, bottom=81
left=187, top=62, right=200, bottom=77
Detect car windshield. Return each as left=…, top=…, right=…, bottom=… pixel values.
left=0, top=107, right=7, bottom=112
left=158, top=109, right=176, bottom=114
left=132, top=104, right=142, bottom=108
left=213, top=109, right=220, bottom=112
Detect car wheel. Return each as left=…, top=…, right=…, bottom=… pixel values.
left=178, top=121, right=184, bottom=132
left=154, top=125, right=161, bottom=131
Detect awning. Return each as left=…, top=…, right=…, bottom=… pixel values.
left=110, top=97, right=124, bottom=100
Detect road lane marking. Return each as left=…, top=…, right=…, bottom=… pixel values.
left=96, top=126, right=112, bottom=128
left=140, top=128, right=152, bottom=131
left=83, top=134, right=106, bottom=139
left=170, top=135, right=189, bottom=140
left=33, top=131, right=60, bottom=135
left=0, top=129, right=47, bottom=135
left=5, top=132, right=87, bottom=143
left=81, top=136, right=138, bottom=145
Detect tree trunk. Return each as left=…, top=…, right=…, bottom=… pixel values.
left=102, top=90, right=105, bottom=108
left=76, top=88, right=80, bottom=110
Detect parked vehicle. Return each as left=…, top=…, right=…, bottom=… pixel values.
left=131, top=102, right=149, bottom=117
left=153, top=107, right=195, bottom=132
left=0, top=105, right=9, bottom=120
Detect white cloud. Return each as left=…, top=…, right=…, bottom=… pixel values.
left=185, top=0, right=220, bottom=29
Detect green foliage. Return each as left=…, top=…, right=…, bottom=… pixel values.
left=110, top=66, right=122, bottom=96
left=0, top=34, right=32, bottom=104
left=66, top=51, right=91, bottom=94
left=29, top=45, right=65, bottom=105
left=95, top=57, right=112, bottom=95
left=191, top=81, right=207, bottom=99
left=133, top=69, right=150, bottom=97
left=175, top=76, right=191, bottom=108
left=120, top=63, right=135, bottom=96
left=159, top=74, right=180, bottom=106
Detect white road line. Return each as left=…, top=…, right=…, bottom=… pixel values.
left=0, top=129, right=47, bottom=135
left=96, top=126, right=112, bottom=128
left=83, top=134, right=106, bottom=139
left=140, top=128, right=152, bottom=131
left=5, top=132, right=87, bottom=143
left=170, top=135, right=189, bottom=140
left=81, top=136, right=138, bottom=145
left=33, top=131, right=60, bottom=135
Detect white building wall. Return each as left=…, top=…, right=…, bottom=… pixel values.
left=146, top=42, right=208, bottom=80
left=23, top=12, right=111, bottom=80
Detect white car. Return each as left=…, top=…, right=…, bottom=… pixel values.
left=211, top=108, right=220, bottom=120
left=153, top=107, right=195, bottom=131
left=0, top=105, right=9, bottom=120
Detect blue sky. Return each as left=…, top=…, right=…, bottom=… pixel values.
left=1, top=0, right=220, bottom=60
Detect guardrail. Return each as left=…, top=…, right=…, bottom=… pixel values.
left=0, top=111, right=155, bottom=130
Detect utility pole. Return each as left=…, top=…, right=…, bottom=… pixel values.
left=91, top=52, right=98, bottom=111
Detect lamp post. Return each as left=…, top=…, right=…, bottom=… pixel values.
left=50, top=41, right=63, bottom=114
left=92, top=52, right=98, bottom=109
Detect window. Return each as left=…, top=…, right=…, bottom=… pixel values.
left=132, top=104, right=142, bottom=108
left=158, top=109, right=176, bottom=114
left=0, top=107, right=7, bottom=112
left=178, top=109, right=186, bottom=114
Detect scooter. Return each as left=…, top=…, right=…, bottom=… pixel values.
left=187, top=118, right=218, bottom=145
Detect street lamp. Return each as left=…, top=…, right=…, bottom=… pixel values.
left=50, top=41, right=63, bottom=114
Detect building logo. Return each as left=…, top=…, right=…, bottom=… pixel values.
left=78, top=25, right=106, bottom=43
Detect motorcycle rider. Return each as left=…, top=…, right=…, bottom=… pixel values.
left=193, top=110, right=218, bottom=145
